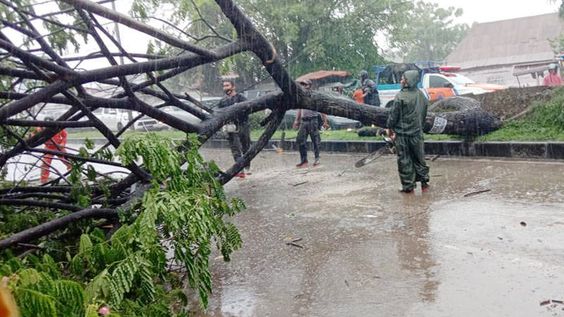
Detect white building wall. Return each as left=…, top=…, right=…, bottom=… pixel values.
left=459, top=66, right=548, bottom=88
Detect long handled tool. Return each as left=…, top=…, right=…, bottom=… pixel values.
left=355, top=129, right=396, bottom=168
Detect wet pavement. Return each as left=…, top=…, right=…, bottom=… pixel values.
left=195, top=149, right=564, bottom=317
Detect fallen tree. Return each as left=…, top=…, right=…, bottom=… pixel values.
left=0, top=0, right=502, bottom=313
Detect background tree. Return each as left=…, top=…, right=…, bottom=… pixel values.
left=133, top=0, right=415, bottom=88
left=390, top=1, right=468, bottom=63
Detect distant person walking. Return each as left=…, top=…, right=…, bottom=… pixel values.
left=359, top=70, right=380, bottom=107
left=386, top=70, right=430, bottom=193
left=543, top=63, right=562, bottom=87
left=37, top=118, right=71, bottom=183
left=217, top=79, right=251, bottom=178
left=293, top=79, right=329, bottom=168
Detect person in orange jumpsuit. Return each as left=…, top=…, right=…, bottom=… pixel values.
left=37, top=118, right=72, bottom=183
left=543, top=63, right=563, bottom=87
left=352, top=88, right=364, bottom=104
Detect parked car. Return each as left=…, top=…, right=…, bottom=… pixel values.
left=91, top=108, right=130, bottom=131
left=27, top=104, right=70, bottom=121
left=134, top=97, right=222, bottom=131
left=373, top=64, right=506, bottom=108
left=423, top=71, right=506, bottom=96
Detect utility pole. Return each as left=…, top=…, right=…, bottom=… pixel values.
left=111, top=0, right=124, bottom=66
left=111, top=0, right=131, bottom=128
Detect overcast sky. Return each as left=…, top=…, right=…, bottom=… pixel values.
left=430, top=0, right=560, bottom=25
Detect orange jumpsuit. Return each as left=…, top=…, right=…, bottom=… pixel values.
left=38, top=128, right=71, bottom=183
left=352, top=89, right=364, bottom=104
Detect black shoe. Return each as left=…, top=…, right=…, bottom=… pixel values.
left=399, top=188, right=414, bottom=194
left=421, top=182, right=430, bottom=192
left=296, top=161, right=308, bottom=168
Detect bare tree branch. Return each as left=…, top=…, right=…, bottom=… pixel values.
left=0, top=208, right=117, bottom=249
left=60, top=0, right=217, bottom=57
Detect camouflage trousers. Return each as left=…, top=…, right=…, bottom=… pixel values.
left=227, top=122, right=251, bottom=169
left=296, top=119, right=320, bottom=163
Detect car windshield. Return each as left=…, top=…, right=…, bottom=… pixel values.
left=448, top=73, right=475, bottom=85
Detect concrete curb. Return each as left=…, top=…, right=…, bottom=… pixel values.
left=67, top=138, right=564, bottom=160
left=201, top=139, right=564, bottom=160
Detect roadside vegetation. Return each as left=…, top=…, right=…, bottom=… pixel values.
left=478, top=87, right=564, bottom=141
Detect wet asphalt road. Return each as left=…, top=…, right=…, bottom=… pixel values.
left=194, top=149, right=564, bottom=317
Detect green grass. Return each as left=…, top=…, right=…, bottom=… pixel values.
left=68, top=128, right=462, bottom=142
left=251, top=129, right=460, bottom=141
left=478, top=87, right=564, bottom=142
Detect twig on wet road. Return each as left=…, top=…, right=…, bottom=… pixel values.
left=291, top=181, right=308, bottom=187
left=463, top=189, right=491, bottom=197
left=285, top=237, right=304, bottom=248
left=540, top=299, right=564, bottom=306
left=286, top=242, right=304, bottom=248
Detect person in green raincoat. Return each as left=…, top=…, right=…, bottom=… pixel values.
left=386, top=70, right=430, bottom=193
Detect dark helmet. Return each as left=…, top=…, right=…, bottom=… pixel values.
left=359, top=70, right=369, bottom=80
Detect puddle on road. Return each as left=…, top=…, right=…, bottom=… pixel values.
left=405, top=199, right=564, bottom=317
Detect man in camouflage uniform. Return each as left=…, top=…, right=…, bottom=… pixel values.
left=218, top=79, right=251, bottom=177
left=386, top=70, right=430, bottom=193
left=293, top=79, right=329, bottom=168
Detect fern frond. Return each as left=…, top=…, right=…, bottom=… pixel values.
left=108, top=254, right=139, bottom=306
left=84, top=269, right=109, bottom=301
left=53, top=280, right=85, bottom=316
left=15, top=288, right=57, bottom=317
left=137, top=260, right=155, bottom=303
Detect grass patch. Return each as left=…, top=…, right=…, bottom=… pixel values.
left=478, top=87, right=564, bottom=142
left=69, top=128, right=460, bottom=142
left=252, top=129, right=459, bottom=141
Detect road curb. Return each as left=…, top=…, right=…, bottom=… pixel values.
left=202, top=139, right=564, bottom=160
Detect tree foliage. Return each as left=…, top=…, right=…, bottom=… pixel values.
left=390, top=1, right=468, bottom=63
left=1, top=133, right=243, bottom=315
left=131, top=0, right=415, bottom=86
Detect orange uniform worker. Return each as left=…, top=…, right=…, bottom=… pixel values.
left=352, top=88, right=364, bottom=104
left=36, top=118, right=72, bottom=183
left=543, top=63, right=563, bottom=87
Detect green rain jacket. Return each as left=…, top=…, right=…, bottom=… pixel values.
left=386, top=70, right=429, bottom=136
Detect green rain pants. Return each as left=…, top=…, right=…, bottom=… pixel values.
left=395, top=134, right=429, bottom=191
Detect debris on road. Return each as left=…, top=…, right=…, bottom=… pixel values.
left=540, top=299, right=564, bottom=306
left=463, top=189, right=492, bottom=197
left=285, top=237, right=304, bottom=249
left=291, top=181, right=308, bottom=187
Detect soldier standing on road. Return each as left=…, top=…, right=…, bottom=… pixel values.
left=359, top=70, right=380, bottom=107
left=293, top=79, right=329, bottom=168
left=218, top=79, right=251, bottom=178
left=386, top=70, right=430, bottom=193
